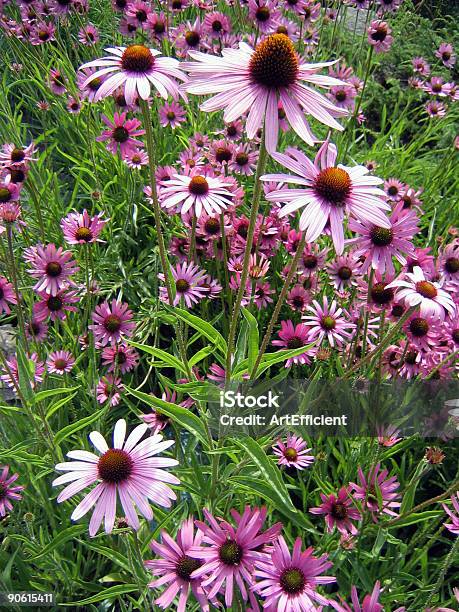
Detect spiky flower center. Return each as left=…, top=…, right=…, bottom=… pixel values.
left=204, top=218, right=220, bottom=235
left=391, top=304, right=404, bottom=317
left=321, top=315, right=336, bottom=330
left=0, top=188, right=12, bottom=202
left=153, top=21, right=165, bottom=34
left=409, top=317, right=429, bottom=337
left=445, top=257, right=459, bottom=274
left=280, top=567, right=306, bottom=594
left=452, top=329, right=459, bottom=344
left=303, top=255, right=317, bottom=269
left=75, top=227, right=93, bottom=242
left=166, top=111, right=176, bottom=120
left=9, top=168, right=25, bottom=183
left=442, top=51, right=451, bottom=60
left=54, top=358, right=67, bottom=370
left=314, top=167, right=351, bottom=206
left=211, top=19, right=222, bottom=32
left=331, top=502, right=348, bottom=519
left=338, top=266, right=352, bottom=280
left=370, top=226, right=393, bottom=247
left=371, top=25, right=388, bottom=42
left=219, top=539, right=243, bottom=566
left=176, top=279, right=190, bottom=293
left=176, top=555, right=202, bottom=581
left=0, top=483, right=6, bottom=499
left=121, top=45, right=154, bottom=72
left=249, top=34, right=299, bottom=89
left=104, top=314, right=122, bottom=333
left=415, top=281, right=437, bottom=299
left=11, top=148, right=25, bottom=162
left=185, top=30, right=200, bottom=47
left=287, top=336, right=303, bottom=349
left=335, top=89, right=347, bottom=102
left=284, top=447, right=298, bottom=461
left=112, top=126, right=130, bottom=143
left=236, top=152, right=249, bottom=166
left=98, top=448, right=133, bottom=483
left=276, top=25, right=288, bottom=35
left=404, top=351, right=418, bottom=365
left=115, top=350, right=127, bottom=364
left=371, top=282, right=394, bottom=305
left=189, top=176, right=209, bottom=195
left=135, top=9, right=147, bottom=21
left=47, top=296, right=63, bottom=311
left=255, top=6, right=271, bottom=21
left=46, top=261, right=62, bottom=277
left=292, top=295, right=305, bottom=309
left=226, top=124, right=237, bottom=137
left=215, top=147, right=232, bottom=163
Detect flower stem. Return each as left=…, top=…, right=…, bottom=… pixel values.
left=225, top=129, right=268, bottom=384
left=6, top=225, right=29, bottom=352
left=424, top=536, right=459, bottom=609
left=251, top=232, right=307, bottom=379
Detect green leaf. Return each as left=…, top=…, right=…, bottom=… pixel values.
left=129, top=340, right=187, bottom=374
left=233, top=343, right=316, bottom=378
left=189, top=344, right=216, bottom=368
left=77, top=540, right=130, bottom=572
left=54, top=409, right=104, bottom=446
left=241, top=307, right=259, bottom=373
left=165, top=306, right=227, bottom=354
left=32, top=386, right=80, bottom=405
left=388, top=510, right=443, bottom=529
left=125, top=386, right=210, bottom=448
left=61, top=584, right=138, bottom=606
left=15, top=345, right=34, bottom=403
left=28, top=526, right=87, bottom=561
left=45, top=391, right=79, bottom=420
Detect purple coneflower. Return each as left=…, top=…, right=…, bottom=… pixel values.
left=387, top=266, right=455, bottom=320
left=96, top=375, right=123, bottom=406
left=303, top=296, right=355, bottom=348
left=160, top=261, right=207, bottom=307
left=0, top=142, right=36, bottom=167
left=27, top=243, right=79, bottom=296
left=248, top=0, right=281, bottom=33
left=33, top=289, right=79, bottom=322
left=442, top=493, right=459, bottom=536
left=53, top=419, right=179, bottom=536
left=435, top=43, right=456, bottom=69
left=331, top=580, right=386, bottom=612
left=125, top=148, right=149, bottom=169
left=90, top=299, right=135, bottom=346
left=367, top=20, right=393, bottom=53
left=350, top=463, right=400, bottom=521
left=203, top=11, right=231, bottom=38
left=310, top=487, right=361, bottom=535
left=329, top=84, right=356, bottom=110
left=160, top=171, right=234, bottom=218
left=146, top=517, right=210, bottom=612
left=348, top=202, right=417, bottom=276
left=272, top=434, right=314, bottom=469
left=49, top=68, right=67, bottom=95
left=230, top=144, right=258, bottom=176
left=61, top=209, right=107, bottom=244
left=101, top=344, right=139, bottom=374
left=147, top=12, right=168, bottom=41
left=0, top=276, right=17, bottom=314
left=0, top=465, right=23, bottom=517
left=26, top=318, right=48, bottom=342
left=47, top=350, right=75, bottom=375
left=0, top=353, right=45, bottom=390
left=188, top=506, right=282, bottom=608
left=287, top=284, right=311, bottom=312
left=261, top=140, right=390, bottom=255
left=78, top=23, right=99, bottom=46
left=253, top=536, right=336, bottom=610
left=272, top=321, right=313, bottom=366
left=426, top=101, right=447, bottom=118
left=97, top=112, right=145, bottom=158
left=327, top=254, right=361, bottom=292
left=182, top=33, right=347, bottom=153
left=377, top=425, right=402, bottom=447
left=173, top=18, right=205, bottom=56
left=411, top=56, right=430, bottom=76
left=159, top=101, right=186, bottom=128
left=403, top=314, right=442, bottom=351
left=79, top=44, right=187, bottom=104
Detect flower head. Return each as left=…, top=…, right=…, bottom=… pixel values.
left=0, top=465, right=23, bottom=517
left=61, top=210, right=108, bottom=244
left=261, top=141, right=390, bottom=254
left=303, top=296, right=355, bottom=348
left=272, top=320, right=314, bottom=366
left=27, top=243, right=79, bottom=296
left=47, top=350, right=75, bottom=375
left=0, top=276, right=17, bottom=314
left=350, top=463, right=400, bottom=521
left=310, top=487, right=361, bottom=535
left=160, top=262, right=207, bottom=307
left=90, top=299, right=136, bottom=346
left=182, top=34, right=347, bottom=153
left=53, top=419, right=179, bottom=536
left=272, top=435, right=314, bottom=469
left=160, top=172, right=234, bottom=218
left=442, top=493, right=459, bottom=536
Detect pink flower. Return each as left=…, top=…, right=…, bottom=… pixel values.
left=438, top=241, right=459, bottom=288
left=97, top=112, right=145, bottom=158
left=160, top=172, right=234, bottom=218
left=442, top=492, right=459, bottom=536
left=0, top=142, right=36, bottom=167
left=303, top=296, right=356, bottom=348
left=367, top=20, right=393, bottom=53
left=272, top=434, right=314, bottom=469
left=90, top=299, right=135, bottom=346
left=310, top=487, right=361, bottom=535
left=101, top=344, right=139, bottom=374
left=350, top=463, right=401, bottom=521
left=79, top=44, right=187, bottom=104
left=412, top=56, right=430, bottom=76
left=287, top=284, right=311, bottom=312
left=348, top=202, right=418, bottom=276
left=203, top=11, right=231, bottom=38
left=253, top=536, right=336, bottom=610
left=0, top=353, right=45, bottom=390
left=331, top=580, right=385, bottom=612
left=146, top=517, right=210, bottom=612
left=33, top=289, right=79, bottom=322
left=386, top=266, right=455, bottom=320
left=27, top=243, right=79, bottom=296
left=47, top=350, right=75, bottom=375
left=96, top=375, right=123, bottom=406
left=0, top=465, right=24, bottom=517
left=230, top=144, right=258, bottom=176
left=159, top=262, right=207, bottom=307
left=426, top=101, right=447, bottom=118
left=262, top=140, right=390, bottom=255
left=248, top=0, right=281, bottom=33
left=188, top=506, right=282, bottom=608
left=182, top=33, right=347, bottom=153
left=272, top=320, right=314, bottom=366
left=327, top=254, right=361, bottom=292
left=0, top=276, right=17, bottom=314
left=61, top=209, right=108, bottom=244
left=435, top=43, right=456, bottom=69
left=159, top=101, right=186, bottom=128
left=53, top=419, right=180, bottom=536
left=78, top=23, right=99, bottom=46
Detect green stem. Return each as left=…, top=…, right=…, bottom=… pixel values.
left=424, top=537, right=459, bottom=609
left=6, top=226, right=29, bottom=352
left=225, top=129, right=268, bottom=384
